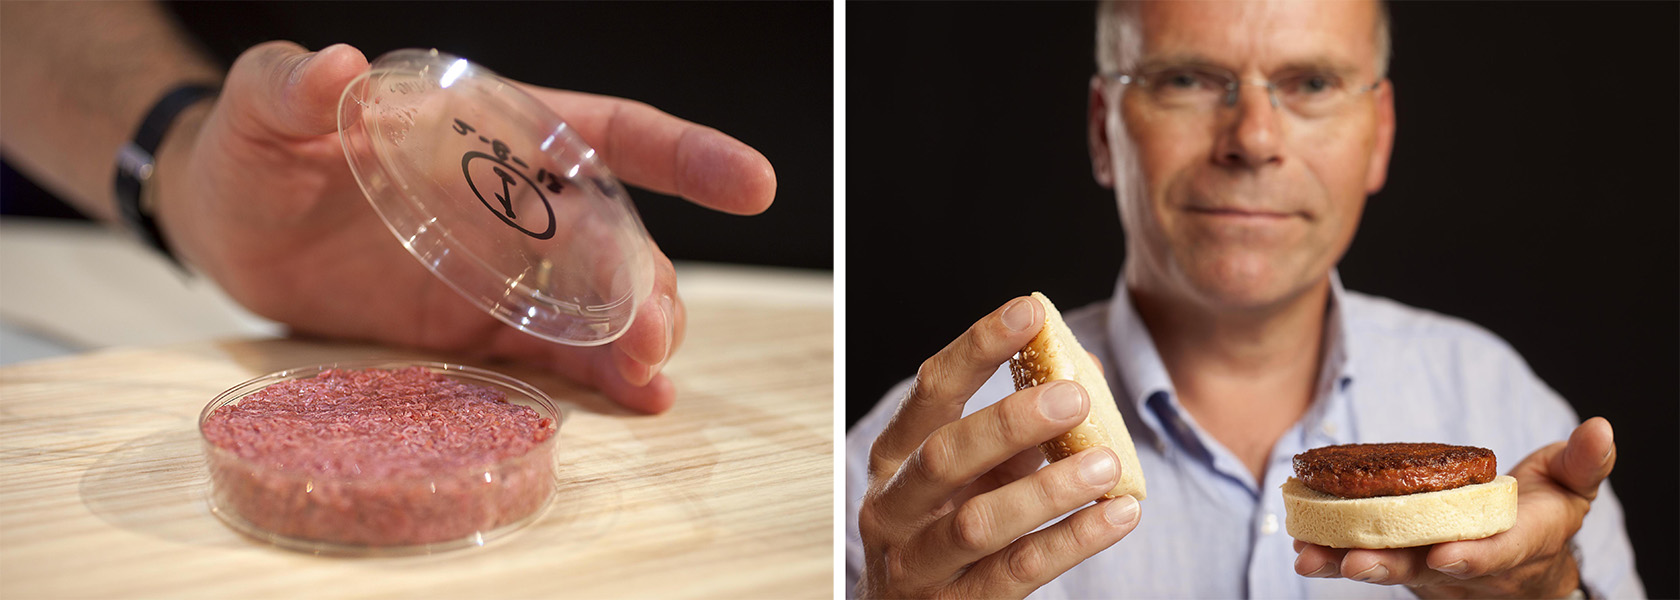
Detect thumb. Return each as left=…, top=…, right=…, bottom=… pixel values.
left=1548, top=416, right=1615, bottom=500
left=221, top=41, right=368, bottom=139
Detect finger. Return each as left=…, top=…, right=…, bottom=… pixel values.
left=957, top=494, right=1142, bottom=597
left=951, top=448, right=1048, bottom=508
left=1403, top=423, right=1610, bottom=584
left=523, top=87, right=775, bottom=216
left=613, top=247, right=681, bottom=385
left=1336, top=547, right=1436, bottom=585
left=1421, top=497, right=1570, bottom=582
left=221, top=41, right=368, bottom=140
left=868, top=296, right=1044, bottom=474
left=1411, top=420, right=1612, bottom=582
left=588, top=346, right=677, bottom=414
left=1293, top=543, right=1348, bottom=578
left=611, top=293, right=677, bottom=385
left=494, top=325, right=677, bottom=414
left=1549, top=417, right=1616, bottom=500
left=881, top=380, right=1091, bottom=518
left=906, top=447, right=1122, bottom=582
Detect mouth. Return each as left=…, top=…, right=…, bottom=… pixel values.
left=1185, top=207, right=1303, bottom=220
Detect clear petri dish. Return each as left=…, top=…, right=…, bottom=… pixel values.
left=199, top=360, right=562, bottom=556
left=338, top=49, right=654, bottom=347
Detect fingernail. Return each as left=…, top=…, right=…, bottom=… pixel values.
left=1294, top=554, right=1338, bottom=578
left=657, top=293, right=676, bottom=366
left=631, top=294, right=678, bottom=371
left=288, top=53, right=316, bottom=86
left=1351, top=564, right=1388, bottom=583
left=1078, top=449, right=1117, bottom=486
left=1039, top=381, right=1083, bottom=420
left=1104, top=495, right=1139, bottom=526
left=1001, top=298, right=1035, bottom=331
left=1436, top=560, right=1469, bottom=577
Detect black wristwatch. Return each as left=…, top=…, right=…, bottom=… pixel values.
left=113, top=83, right=218, bottom=269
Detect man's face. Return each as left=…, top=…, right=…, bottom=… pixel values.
left=1090, top=0, right=1395, bottom=312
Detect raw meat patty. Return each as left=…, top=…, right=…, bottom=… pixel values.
left=202, top=366, right=556, bottom=547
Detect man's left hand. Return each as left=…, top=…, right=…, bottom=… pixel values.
left=1291, top=417, right=1616, bottom=599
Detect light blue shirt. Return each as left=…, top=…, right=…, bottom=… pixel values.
left=846, top=274, right=1644, bottom=598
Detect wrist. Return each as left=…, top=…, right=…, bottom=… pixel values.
left=113, top=84, right=216, bottom=270
left=147, top=99, right=213, bottom=270
left=1556, top=544, right=1586, bottom=599
left=1532, top=541, right=1579, bottom=594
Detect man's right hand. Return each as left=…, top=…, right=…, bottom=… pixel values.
left=149, top=42, right=774, bottom=414
left=855, top=296, right=1142, bottom=599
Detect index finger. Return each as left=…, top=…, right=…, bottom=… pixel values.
left=868, top=296, right=1045, bottom=478
left=522, top=86, right=775, bottom=216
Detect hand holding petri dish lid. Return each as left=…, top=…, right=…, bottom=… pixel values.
left=338, top=49, right=655, bottom=347
left=202, top=49, right=656, bottom=556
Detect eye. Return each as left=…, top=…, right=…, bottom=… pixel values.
left=1282, top=72, right=1342, bottom=96
left=1163, top=71, right=1202, bottom=89
left=1147, top=68, right=1223, bottom=94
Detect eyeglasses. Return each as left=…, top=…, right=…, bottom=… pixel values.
left=1103, top=66, right=1381, bottom=119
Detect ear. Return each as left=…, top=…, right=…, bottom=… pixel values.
left=1089, top=76, right=1117, bottom=189
left=1364, top=79, right=1396, bottom=194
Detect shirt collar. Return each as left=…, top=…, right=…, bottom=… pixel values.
left=1103, top=271, right=1358, bottom=448
left=1306, top=271, right=1356, bottom=444
left=1103, top=277, right=1178, bottom=451
left=1321, top=271, right=1355, bottom=393
left=1104, top=278, right=1170, bottom=405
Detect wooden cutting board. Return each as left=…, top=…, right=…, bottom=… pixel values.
left=0, top=301, right=832, bottom=599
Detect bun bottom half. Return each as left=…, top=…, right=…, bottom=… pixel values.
left=1281, top=475, right=1517, bottom=549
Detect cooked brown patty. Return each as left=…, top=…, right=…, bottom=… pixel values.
left=1292, top=443, right=1496, bottom=499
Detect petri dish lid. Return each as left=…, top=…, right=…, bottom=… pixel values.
left=338, top=49, right=653, bottom=347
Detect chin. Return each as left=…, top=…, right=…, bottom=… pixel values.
left=1175, top=257, right=1319, bottom=313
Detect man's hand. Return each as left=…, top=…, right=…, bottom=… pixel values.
left=855, top=296, right=1142, bottom=599
left=1292, top=417, right=1616, bottom=599
left=153, top=42, right=776, bottom=413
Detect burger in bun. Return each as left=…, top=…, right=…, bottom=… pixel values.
left=1282, top=442, right=1517, bottom=549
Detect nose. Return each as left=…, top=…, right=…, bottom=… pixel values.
left=1212, top=80, right=1284, bottom=169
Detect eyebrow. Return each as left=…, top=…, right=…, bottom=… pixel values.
left=1270, top=59, right=1363, bottom=78
left=1131, top=53, right=1224, bottom=73
left=1132, top=54, right=1363, bottom=78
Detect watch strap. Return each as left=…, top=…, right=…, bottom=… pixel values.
left=113, top=83, right=217, bottom=269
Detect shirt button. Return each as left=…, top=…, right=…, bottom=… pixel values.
left=1261, top=513, right=1279, bottom=535
left=1321, top=422, right=1338, bottom=437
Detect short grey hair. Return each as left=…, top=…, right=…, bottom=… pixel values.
left=1095, top=0, right=1392, bottom=77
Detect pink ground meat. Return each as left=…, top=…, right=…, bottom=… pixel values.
left=202, top=367, right=557, bottom=547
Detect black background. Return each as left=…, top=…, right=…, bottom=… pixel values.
left=845, top=2, right=1677, bottom=596
left=1, top=1, right=834, bottom=271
